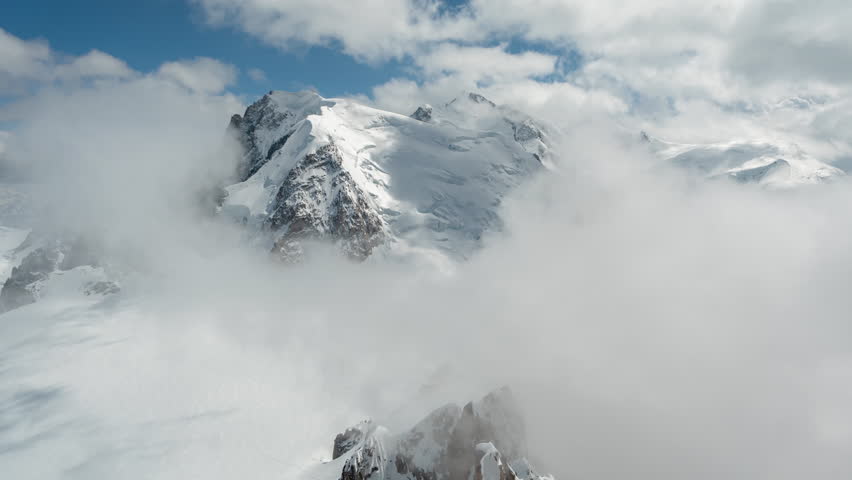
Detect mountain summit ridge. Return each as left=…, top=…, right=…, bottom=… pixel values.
left=223, top=90, right=551, bottom=266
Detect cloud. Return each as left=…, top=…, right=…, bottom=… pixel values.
left=0, top=28, right=52, bottom=93
left=3, top=5, right=852, bottom=479
left=0, top=131, right=9, bottom=173
left=190, top=0, right=480, bottom=62
left=5, top=114, right=852, bottom=479
left=156, top=57, right=238, bottom=94
left=368, top=75, right=626, bottom=133
left=0, top=29, right=238, bottom=100
left=726, top=0, right=852, bottom=85
left=53, top=49, right=135, bottom=82
left=416, top=43, right=557, bottom=83
left=364, top=43, right=567, bottom=114
left=190, top=0, right=852, bottom=167
left=189, top=0, right=852, bottom=95
left=0, top=28, right=136, bottom=95
left=0, top=28, right=50, bottom=74
left=1, top=51, right=244, bottom=257
left=246, top=67, right=267, bottom=82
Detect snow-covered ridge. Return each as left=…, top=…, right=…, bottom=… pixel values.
left=641, top=132, right=845, bottom=187
left=223, top=90, right=551, bottom=266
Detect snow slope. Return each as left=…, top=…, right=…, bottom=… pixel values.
left=641, top=132, right=845, bottom=187
left=223, top=91, right=550, bottom=267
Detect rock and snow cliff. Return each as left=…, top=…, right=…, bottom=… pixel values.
left=223, top=91, right=551, bottom=265
left=0, top=231, right=117, bottom=313
left=302, top=387, right=554, bottom=480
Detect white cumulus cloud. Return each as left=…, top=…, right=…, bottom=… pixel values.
left=157, top=57, right=239, bottom=94
left=0, top=28, right=135, bottom=94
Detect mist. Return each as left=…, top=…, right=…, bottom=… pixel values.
left=1, top=76, right=852, bottom=480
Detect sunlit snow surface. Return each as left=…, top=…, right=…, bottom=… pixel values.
left=644, top=134, right=845, bottom=187
left=222, top=91, right=548, bottom=267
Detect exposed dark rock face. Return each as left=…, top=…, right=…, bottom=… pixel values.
left=411, top=105, right=433, bottom=122
left=0, top=234, right=118, bottom=313
left=446, top=389, right=527, bottom=480
left=394, top=404, right=461, bottom=480
left=341, top=433, right=386, bottom=480
left=471, top=387, right=527, bottom=460
left=228, top=93, right=296, bottom=180
left=474, top=444, right=518, bottom=480
left=468, top=93, right=497, bottom=107
left=266, top=132, right=293, bottom=162
left=0, top=242, right=62, bottom=312
left=266, top=143, right=385, bottom=262
left=83, top=280, right=120, bottom=296
left=334, top=423, right=368, bottom=460
left=508, top=119, right=547, bottom=163
left=511, top=120, right=543, bottom=144
left=331, top=387, right=551, bottom=480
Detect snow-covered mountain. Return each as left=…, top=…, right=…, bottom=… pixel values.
left=0, top=91, right=552, bottom=311
left=641, top=132, right=845, bottom=187
left=302, top=387, right=554, bottom=480
left=223, top=91, right=551, bottom=266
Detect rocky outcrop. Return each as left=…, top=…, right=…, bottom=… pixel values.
left=327, top=387, right=553, bottom=480
left=228, top=91, right=326, bottom=181
left=411, top=105, right=433, bottom=122
left=474, top=443, right=518, bottom=480
left=266, top=143, right=385, bottom=262
left=467, top=93, right=497, bottom=107
left=0, top=234, right=118, bottom=313
left=0, top=240, right=61, bottom=312
left=341, top=432, right=387, bottom=480
left=508, top=119, right=547, bottom=163
left=334, top=422, right=369, bottom=460
left=511, top=120, right=543, bottom=144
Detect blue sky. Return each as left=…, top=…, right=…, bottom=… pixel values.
left=2, top=0, right=408, bottom=99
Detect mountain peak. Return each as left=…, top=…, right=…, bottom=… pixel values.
left=313, top=387, right=553, bottom=480
left=410, top=104, right=433, bottom=122
left=467, top=92, right=497, bottom=106
left=222, top=89, right=548, bottom=266
left=445, top=91, right=497, bottom=108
